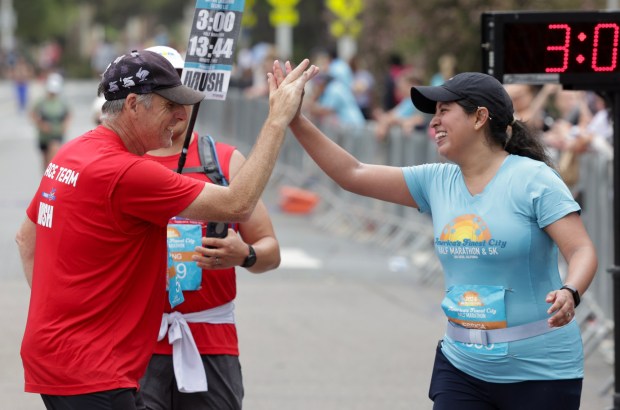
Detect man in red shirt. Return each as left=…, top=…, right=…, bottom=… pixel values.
left=15, top=49, right=317, bottom=410
left=139, top=46, right=281, bottom=410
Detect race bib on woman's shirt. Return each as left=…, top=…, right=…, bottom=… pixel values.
left=442, top=285, right=508, bottom=354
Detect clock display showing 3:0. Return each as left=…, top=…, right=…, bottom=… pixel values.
left=482, top=11, right=620, bottom=87
left=504, top=21, right=619, bottom=74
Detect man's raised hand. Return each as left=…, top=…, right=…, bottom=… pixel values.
left=267, top=59, right=318, bottom=127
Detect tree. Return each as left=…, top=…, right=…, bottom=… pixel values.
left=357, top=0, right=607, bottom=102
left=14, top=0, right=79, bottom=44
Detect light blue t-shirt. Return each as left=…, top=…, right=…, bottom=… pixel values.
left=329, top=58, right=354, bottom=87
left=319, top=80, right=365, bottom=127
left=402, top=155, right=583, bottom=383
left=393, top=97, right=417, bottom=119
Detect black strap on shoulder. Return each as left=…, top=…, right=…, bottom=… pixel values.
left=181, top=135, right=228, bottom=186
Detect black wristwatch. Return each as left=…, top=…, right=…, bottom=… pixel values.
left=241, top=245, right=257, bottom=268
left=561, top=285, right=580, bottom=308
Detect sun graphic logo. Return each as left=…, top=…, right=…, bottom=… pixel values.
left=167, top=227, right=182, bottom=238
left=440, top=214, right=491, bottom=243
left=459, top=290, right=484, bottom=306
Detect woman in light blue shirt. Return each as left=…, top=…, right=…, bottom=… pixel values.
left=279, top=62, right=597, bottom=410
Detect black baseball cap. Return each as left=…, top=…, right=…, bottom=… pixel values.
left=101, top=50, right=205, bottom=105
left=410, top=72, right=514, bottom=127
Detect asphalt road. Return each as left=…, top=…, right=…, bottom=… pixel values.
left=0, top=79, right=613, bottom=409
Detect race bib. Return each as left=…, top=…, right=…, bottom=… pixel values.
left=442, top=285, right=508, bottom=354
left=167, top=223, right=203, bottom=294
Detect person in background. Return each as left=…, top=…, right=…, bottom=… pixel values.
left=8, top=54, right=35, bottom=114
left=30, top=72, right=71, bottom=171
left=349, top=54, right=375, bottom=120
left=92, top=95, right=106, bottom=125
left=429, top=53, right=456, bottom=86
left=277, top=63, right=597, bottom=409
left=382, top=53, right=407, bottom=111
left=305, top=73, right=365, bottom=129
left=585, top=93, right=613, bottom=155
left=374, top=69, right=428, bottom=140
left=15, top=50, right=317, bottom=410
left=503, top=83, right=557, bottom=134
left=243, top=43, right=277, bottom=99
left=313, top=47, right=354, bottom=88
left=543, top=89, right=594, bottom=199
left=137, top=46, right=281, bottom=410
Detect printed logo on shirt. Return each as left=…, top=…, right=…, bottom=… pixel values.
left=37, top=202, right=54, bottom=228
left=459, top=291, right=484, bottom=306
left=41, top=188, right=56, bottom=201
left=43, top=162, right=80, bottom=187
left=435, top=214, right=507, bottom=259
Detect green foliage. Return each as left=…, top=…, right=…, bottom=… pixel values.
left=14, top=0, right=195, bottom=44
left=14, top=0, right=79, bottom=44
left=359, top=0, right=608, bottom=82
left=85, top=0, right=194, bottom=27
left=10, top=0, right=611, bottom=82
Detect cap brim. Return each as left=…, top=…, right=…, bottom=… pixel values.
left=410, top=86, right=463, bottom=114
left=155, top=85, right=205, bottom=105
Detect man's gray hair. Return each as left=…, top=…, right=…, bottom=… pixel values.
left=100, top=93, right=154, bottom=122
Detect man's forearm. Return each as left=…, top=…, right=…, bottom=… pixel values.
left=15, top=218, right=36, bottom=288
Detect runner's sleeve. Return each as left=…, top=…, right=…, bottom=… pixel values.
left=111, top=159, right=205, bottom=227
left=527, top=166, right=581, bottom=229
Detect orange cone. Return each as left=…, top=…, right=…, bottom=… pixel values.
left=279, top=186, right=320, bottom=214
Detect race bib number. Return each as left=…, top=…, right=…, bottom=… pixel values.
left=168, top=252, right=185, bottom=308
left=442, top=284, right=508, bottom=354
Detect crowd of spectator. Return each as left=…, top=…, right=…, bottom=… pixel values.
left=1, top=40, right=614, bottom=196
left=229, top=47, right=614, bottom=201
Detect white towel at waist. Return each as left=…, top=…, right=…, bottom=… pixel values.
left=158, top=301, right=235, bottom=393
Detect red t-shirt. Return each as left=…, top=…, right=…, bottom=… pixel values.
left=144, top=136, right=239, bottom=356
left=21, top=126, right=204, bottom=395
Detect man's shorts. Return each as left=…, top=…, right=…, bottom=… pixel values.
left=42, top=388, right=138, bottom=410
left=137, top=354, right=244, bottom=410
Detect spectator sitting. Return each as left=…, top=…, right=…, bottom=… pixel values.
left=374, top=70, right=428, bottom=140
left=305, top=73, right=365, bottom=129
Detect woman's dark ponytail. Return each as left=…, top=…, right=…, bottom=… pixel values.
left=456, top=100, right=554, bottom=168
left=505, top=120, right=554, bottom=168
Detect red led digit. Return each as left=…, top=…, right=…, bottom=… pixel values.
left=545, top=24, right=571, bottom=73
left=592, top=23, right=619, bottom=72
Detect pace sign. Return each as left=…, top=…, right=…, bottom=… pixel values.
left=182, top=0, right=245, bottom=100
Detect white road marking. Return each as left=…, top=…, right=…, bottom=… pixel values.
left=279, top=247, right=322, bottom=269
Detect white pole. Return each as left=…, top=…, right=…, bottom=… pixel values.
left=0, top=0, right=15, bottom=52
left=275, top=24, right=292, bottom=60
left=337, top=36, right=356, bottom=62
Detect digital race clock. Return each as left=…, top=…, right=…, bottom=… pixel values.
left=481, top=11, right=620, bottom=89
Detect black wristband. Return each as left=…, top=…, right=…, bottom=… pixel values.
left=561, top=285, right=580, bottom=308
left=241, top=244, right=257, bottom=268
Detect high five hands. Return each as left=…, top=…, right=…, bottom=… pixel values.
left=267, top=59, right=319, bottom=125
left=267, top=59, right=318, bottom=126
